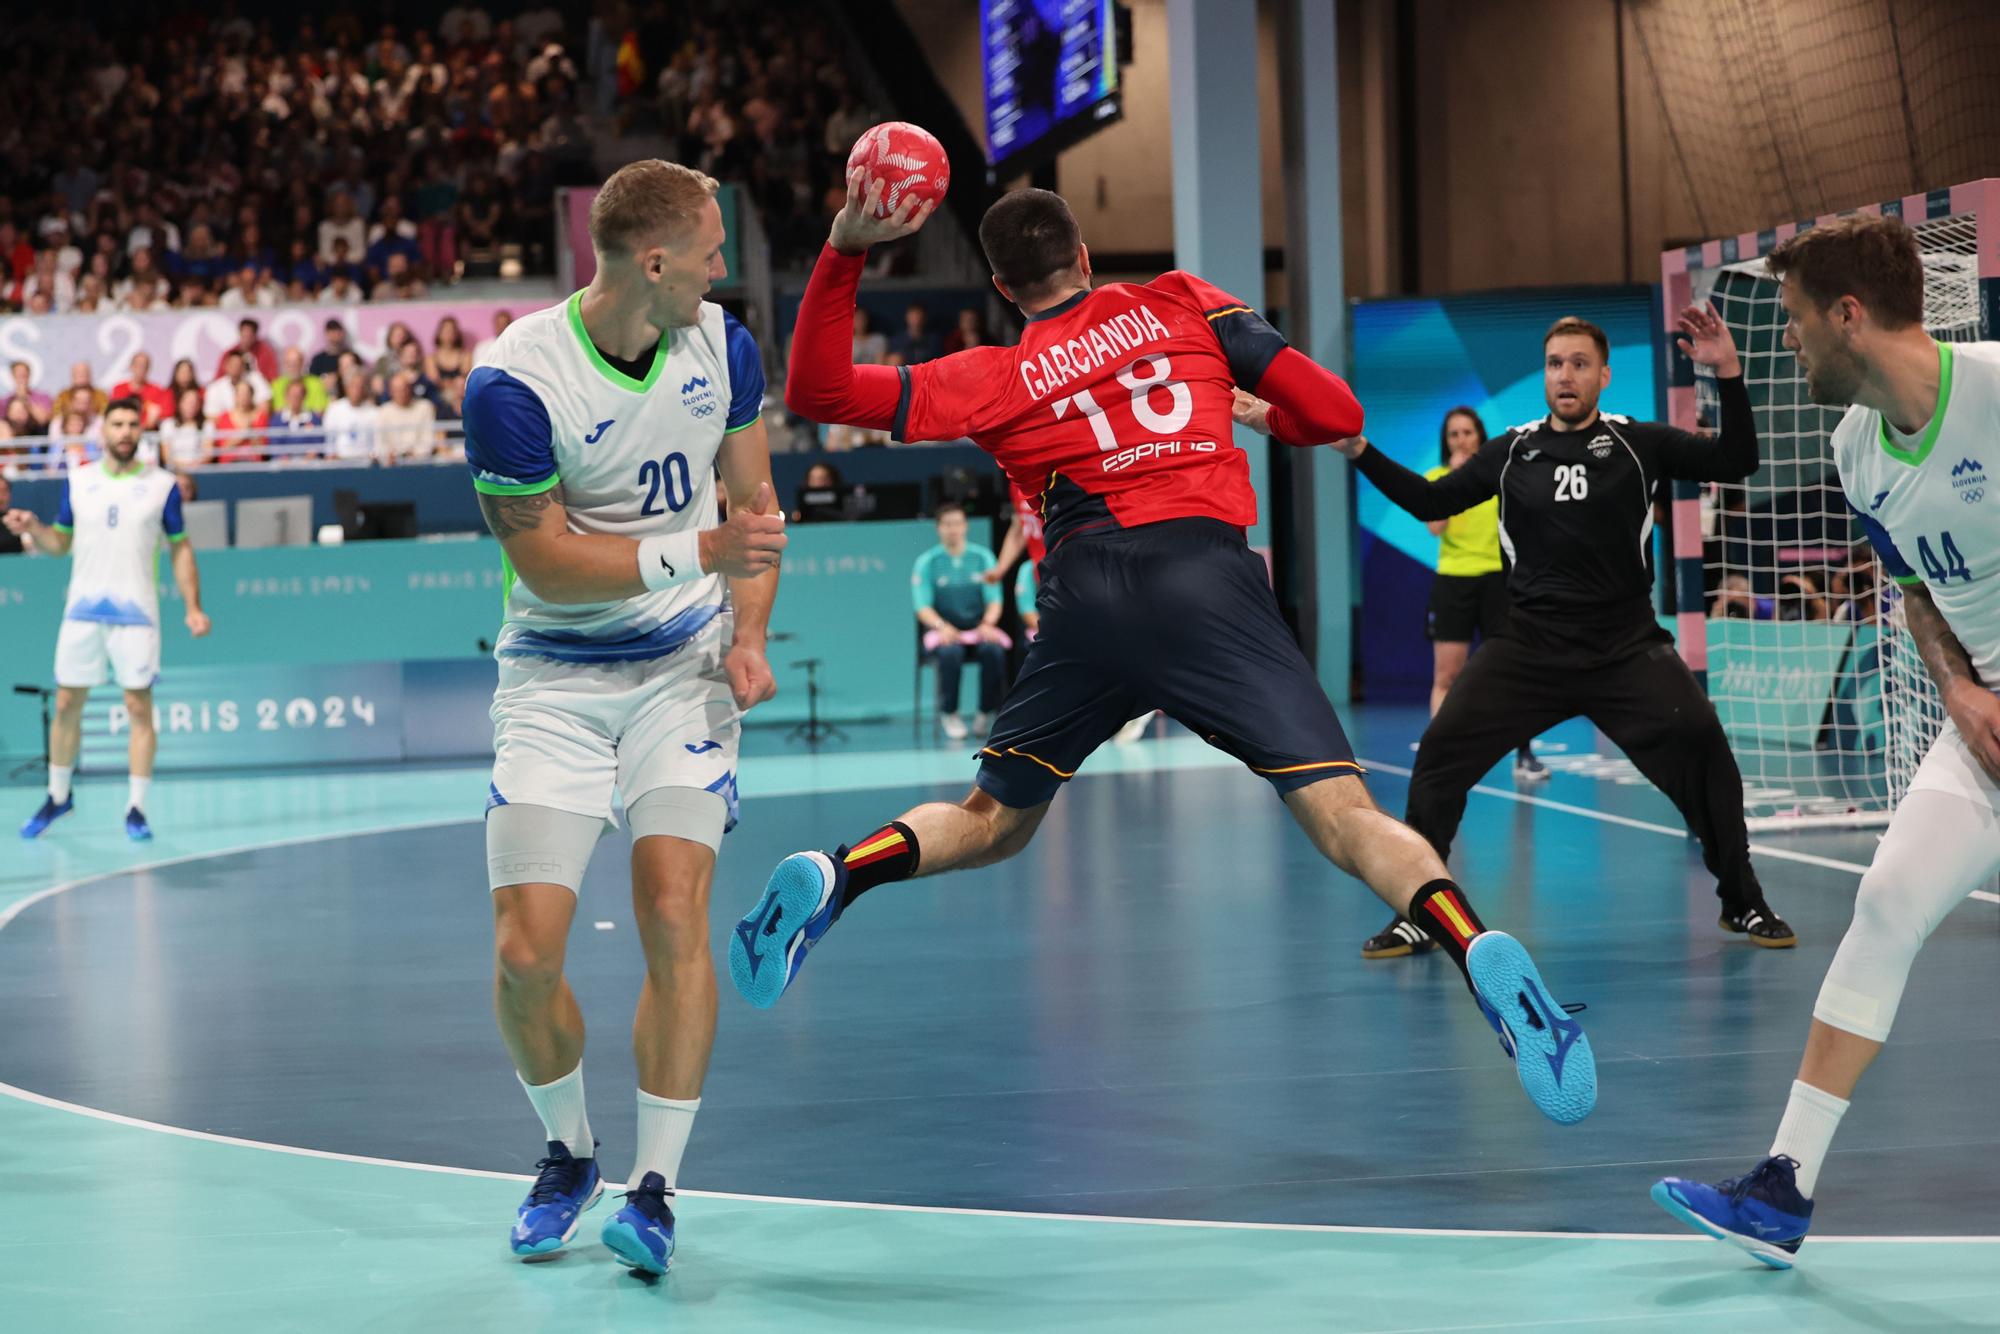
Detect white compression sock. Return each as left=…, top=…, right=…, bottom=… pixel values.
left=1770, top=1079, right=1849, bottom=1198
left=49, top=765, right=73, bottom=804
left=519, top=1064, right=594, bottom=1158
left=633, top=1091, right=700, bottom=1190
left=129, top=775, right=151, bottom=812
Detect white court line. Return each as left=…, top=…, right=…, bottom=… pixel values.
left=3, top=1077, right=1994, bottom=1246
left=3, top=758, right=1998, bottom=1244
left=1359, top=758, right=2000, bottom=906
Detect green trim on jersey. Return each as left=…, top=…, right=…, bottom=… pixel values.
left=723, top=415, right=762, bottom=435
left=1890, top=572, right=1925, bottom=586
left=1877, top=342, right=1954, bottom=468
left=499, top=548, right=519, bottom=617
left=166, top=531, right=187, bottom=543
left=566, top=291, right=671, bottom=393
left=471, top=472, right=563, bottom=497
left=52, top=522, right=73, bottom=533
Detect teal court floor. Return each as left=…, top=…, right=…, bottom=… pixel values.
left=2, top=708, right=1998, bottom=1332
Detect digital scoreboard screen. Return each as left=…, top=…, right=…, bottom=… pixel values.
left=982, top=0, right=1122, bottom=179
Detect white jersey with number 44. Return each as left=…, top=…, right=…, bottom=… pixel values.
left=1833, top=341, right=2000, bottom=683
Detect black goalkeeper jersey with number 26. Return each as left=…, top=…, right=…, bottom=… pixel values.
left=1356, top=375, right=1758, bottom=635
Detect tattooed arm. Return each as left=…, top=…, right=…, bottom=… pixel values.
left=1904, top=582, right=2000, bottom=783
left=476, top=483, right=651, bottom=605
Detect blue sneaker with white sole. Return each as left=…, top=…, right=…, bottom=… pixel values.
left=601, top=1171, right=676, bottom=1275
left=730, top=849, right=845, bottom=1009
left=509, top=1141, right=603, bottom=1257
left=1464, top=931, right=1596, bottom=1125
left=1652, top=1155, right=1813, bottom=1269
left=125, top=807, right=153, bottom=842
left=21, top=795, right=73, bottom=839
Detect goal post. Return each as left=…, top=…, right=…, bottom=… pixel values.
left=1660, top=180, right=2000, bottom=831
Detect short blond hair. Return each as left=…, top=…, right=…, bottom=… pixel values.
left=589, top=159, right=719, bottom=257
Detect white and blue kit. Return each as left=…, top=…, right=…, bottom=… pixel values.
left=51, top=460, right=186, bottom=691
left=464, top=292, right=763, bottom=884
left=1818, top=340, right=2000, bottom=1042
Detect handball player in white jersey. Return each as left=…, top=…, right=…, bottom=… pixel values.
left=7, top=396, right=211, bottom=841
left=1654, top=216, right=2000, bottom=1266
left=462, top=160, right=786, bottom=1274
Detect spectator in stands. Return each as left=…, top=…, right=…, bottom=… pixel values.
left=284, top=239, right=325, bottom=293
left=160, top=391, right=211, bottom=471
left=218, top=319, right=281, bottom=382
left=64, top=363, right=106, bottom=420
left=365, top=197, right=423, bottom=285
left=396, top=338, right=443, bottom=406
left=213, top=381, right=270, bottom=464
left=428, top=315, right=471, bottom=392
left=1, top=400, right=37, bottom=464
left=913, top=502, right=1009, bottom=741
left=218, top=265, right=275, bottom=311
left=53, top=408, right=97, bottom=468
left=890, top=303, right=941, bottom=365
left=472, top=309, right=512, bottom=366
left=270, top=378, right=325, bottom=461
left=412, top=156, right=460, bottom=278
left=273, top=347, right=331, bottom=414
left=324, top=370, right=381, bottom=462
left=205, top=350, right=272, bottom=421
left=791, top=461, right=848, bottom=523
left=20, top=250, right=75, bottom=313
left=441, top=2, right=493, bottom=45
left=374, top=252, right=429, bottom=302
left=310, top=321, right=352, bottom=381
left=456, top=170, right=505, bottom=259
left=112, top=354, right=174, bottom=431
left=1777, top=571, right=1829, bottom=623
left=374, top=323, right=415, bottom=386
left=1709, top=573, right=1762, bottom=620
left=166, top=359, right=202, bottom=409
left=944, top=307, right=990, bottom=354
left=318, top=189, right=367, bottom=267
left=171, top=223, right=233, bottom=287
left=376, top=372, right=440, bottom=463
left=5, top=362, right=51, bottom=431
left=320, top=269, right=364, bottom=305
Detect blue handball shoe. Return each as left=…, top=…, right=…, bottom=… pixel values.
left=509, top=1141, right=603, bottom=1257
left=125, top=807, right=153, bottom=842
left=730, top=849, right=846, bottom=1009
left=601, top=1171, right=676, bottom=1275
left=21, top=795, right=73, bottom=839
left=1652, top=1155, right=1814, bottom=1269
left=1464, top=931, right=1596, bottom=1125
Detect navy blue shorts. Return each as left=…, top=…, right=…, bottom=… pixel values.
left=976, top=518, right=1362, bottom=808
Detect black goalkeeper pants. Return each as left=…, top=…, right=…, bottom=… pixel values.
left=1406, top=620, right=1764, bottom=908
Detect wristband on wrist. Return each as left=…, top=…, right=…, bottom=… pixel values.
left=638, top=530, right=704, bottom=591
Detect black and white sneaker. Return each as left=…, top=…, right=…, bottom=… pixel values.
left=1513, top=748, right=1549, bottom=782
left=1720, top=901, right=1797, bottom=948
left=1361, top=916, right=1436, bottom=959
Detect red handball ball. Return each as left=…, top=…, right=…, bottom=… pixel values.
left=846, top=122, right=950, bottom=219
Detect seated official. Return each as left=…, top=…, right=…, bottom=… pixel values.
left=911, top=501, right=1009, bottom=741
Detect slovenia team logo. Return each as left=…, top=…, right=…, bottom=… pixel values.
left=1587, top=433, right=1614, bottom=459
left=682, top=374, right=719, bottom=420
left=1952, top=457, right=1985, bottom=505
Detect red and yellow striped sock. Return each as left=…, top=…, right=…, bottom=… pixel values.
left=838, top=820, right=921, bottom=906
left=1407, top=879, right=1486, bottom=975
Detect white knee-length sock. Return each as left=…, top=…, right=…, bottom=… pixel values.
left=633, top=1091, right=700, bottom=1189
left=519, top=1063, right=594, bottom=1158
left=1770, top=1079, right=1848, bottom=1199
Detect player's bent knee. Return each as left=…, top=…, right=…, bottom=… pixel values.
left=964, top=786, right=1046, bottom=860
left=1813, top=870, right=1929, bottom=1043
left=493, top=901, right=569, bottom=993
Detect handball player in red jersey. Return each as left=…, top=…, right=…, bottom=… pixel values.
left=729, top=172, right=1596, bottom=1125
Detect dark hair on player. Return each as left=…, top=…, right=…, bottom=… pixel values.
left=979, top=188, right=1082, bottom=300
left=935, top=500, right=968, bottom=522
left=1438, top=406, right=1488, bottom=465
left=104, top=395, right=143, bottom=419
left=1766, top=215, right=1924, bottom=330
left=1543, top=316, right=1609, bottom=363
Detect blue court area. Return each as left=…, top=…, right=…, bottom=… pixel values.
left=3, top=709, right=1999, bottom=1332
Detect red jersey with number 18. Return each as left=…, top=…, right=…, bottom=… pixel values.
left=893, top=272, right=1302, bottom=551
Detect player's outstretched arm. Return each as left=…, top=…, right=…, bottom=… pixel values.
left=784, top=168, right=931, bottom=430
left=3, top=507, right=70, bottom=556
left=1241, top=347, right=1365, bottom=446
left=1232, top=392, right=1497, bottom=521
left=1653, top=302, right=1759, bottom=480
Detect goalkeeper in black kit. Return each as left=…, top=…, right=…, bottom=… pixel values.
left=1243, top=308, right=1796, bottom=954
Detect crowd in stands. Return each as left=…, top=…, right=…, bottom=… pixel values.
left=0, top=0, right=881, bottom=319
left=0, top=309, right=514, bottom=474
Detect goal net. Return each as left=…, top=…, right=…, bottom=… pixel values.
left=1661, top=183, right=1999, bottom=829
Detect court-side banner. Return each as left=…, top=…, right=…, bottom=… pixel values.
left=78, top=662, right=409, bottom=769
left=0, top=297, right=550, bottom=390
left=1707, top=619, right=1856, bottom=750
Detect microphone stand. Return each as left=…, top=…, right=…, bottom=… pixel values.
left=784, top=658, right=845, bottom=748
left=10, top=685, right=55, bottom=782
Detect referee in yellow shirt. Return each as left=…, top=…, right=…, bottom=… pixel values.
left=1364, top=407, right=1543, bottom=959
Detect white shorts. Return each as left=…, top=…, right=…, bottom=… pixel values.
left=54, top=619, right=161, bottom=691
left=488, top=616, right=741, bottom=828
left=1905, top=721, right=2000, bottom=811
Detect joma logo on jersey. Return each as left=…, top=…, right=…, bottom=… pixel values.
left=1953, top=457, right=1985, bottom=505
left=681, top=375, right=718, bottom=419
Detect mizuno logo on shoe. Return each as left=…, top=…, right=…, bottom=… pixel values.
left=1521, top=975, right=1584, bottom=1084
